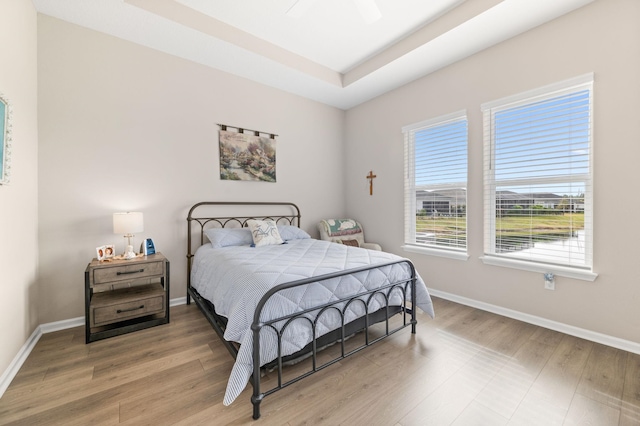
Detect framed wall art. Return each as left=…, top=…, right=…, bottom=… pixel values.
left=218, top=125, right=277, bottom=183
left=0, top=92, right=12, bottom=185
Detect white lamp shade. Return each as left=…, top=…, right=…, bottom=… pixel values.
left=113, top=212, right=144, bottom=234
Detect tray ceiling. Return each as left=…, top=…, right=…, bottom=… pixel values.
left=32, top=0, right=594, bottom=109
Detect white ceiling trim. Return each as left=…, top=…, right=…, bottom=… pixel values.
left=32, top=0, right=594, bottom=110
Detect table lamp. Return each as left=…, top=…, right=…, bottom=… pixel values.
left=113, top=212, right=143, bottom=259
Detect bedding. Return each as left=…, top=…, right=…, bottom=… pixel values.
left=205, top=227, right=253, bottom=248
left=247, top=219, right=284, bottom=246
left=204, top=225, right=310, bottom=248
left=191, top=237, right=434, bottom=405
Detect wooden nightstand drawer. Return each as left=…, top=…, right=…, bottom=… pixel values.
left=91, top=283, right=166, bottom=327
left=85, top=253, right=169, bottom=343
left=92, top=260, right=164, bottom=285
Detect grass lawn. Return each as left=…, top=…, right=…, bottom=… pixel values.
left=417, top=213, right=584, bottom=240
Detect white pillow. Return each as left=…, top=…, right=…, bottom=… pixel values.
left=247, top=219, right=284, bottom=247
left=204, top=228, right=253, bottom=248
left=277, top=225, right=311, bottom=241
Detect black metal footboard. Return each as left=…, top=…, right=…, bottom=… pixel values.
left=250, top=259, right=417, bottom=420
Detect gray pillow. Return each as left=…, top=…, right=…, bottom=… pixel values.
left=277, top=225, right=311, bottom=241
left=204, top=228, right=253, bottom=248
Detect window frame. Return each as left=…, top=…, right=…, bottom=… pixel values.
left=402, top=110, right=469, bottom=261
left=480, top=74, right=597, bottom=281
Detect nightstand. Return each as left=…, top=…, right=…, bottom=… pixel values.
left=84, top=252, right=169, bottom=343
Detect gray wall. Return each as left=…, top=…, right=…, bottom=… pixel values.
left=345, top=0, right=640, bottom=344
left=36, top=15, right=347, bottom=323
left=0, top=1, right=39, bottom=375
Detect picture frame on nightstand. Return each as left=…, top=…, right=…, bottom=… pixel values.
left=96, top=246, right=106, bottom=261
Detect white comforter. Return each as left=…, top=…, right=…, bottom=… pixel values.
left=191, top=238, right=434, bottom=405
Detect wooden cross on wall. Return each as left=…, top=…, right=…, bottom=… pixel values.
left=366, top=170, right=377, bottom=196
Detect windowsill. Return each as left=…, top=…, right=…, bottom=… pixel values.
left=480, top=255, right=598, bottom=281
left=401, top=245, right=469, bottom=261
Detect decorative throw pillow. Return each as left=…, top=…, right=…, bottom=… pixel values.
left=338, top=239, right=360, bottom=247
left=204, top=228, right=253, bottom=248
left=247, top=219, right=284, bottom=247
left=322, top=219, right=361, bottom=236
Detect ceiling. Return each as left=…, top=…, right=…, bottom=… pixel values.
left=32, top=0, right=594, bottom=110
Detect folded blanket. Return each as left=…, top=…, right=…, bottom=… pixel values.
left=322, top=219, right=361, bottom=236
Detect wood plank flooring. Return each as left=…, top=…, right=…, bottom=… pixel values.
left=1, top=297, right=639, bottom=425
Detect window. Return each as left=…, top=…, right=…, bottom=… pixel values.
left=482, top=74, right=595, bottom=279
left=402, top=111, right=468, bottom=258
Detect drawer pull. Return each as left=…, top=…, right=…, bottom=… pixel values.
left=117, top=268, right=144, bottom=276
left=117, top=305, right=144, bottom=314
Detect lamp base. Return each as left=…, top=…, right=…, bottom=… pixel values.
left=124, top=245, right=136, bottom=260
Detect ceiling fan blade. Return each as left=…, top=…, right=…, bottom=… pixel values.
left=352, top=0, right=381, bottom=24
left=286, top=0, right=318, bottom=19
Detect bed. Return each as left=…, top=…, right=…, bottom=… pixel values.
left=186, top=201, right=434, bottom=419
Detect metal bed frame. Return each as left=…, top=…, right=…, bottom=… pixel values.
left=186, top=202, right=418, bottom=419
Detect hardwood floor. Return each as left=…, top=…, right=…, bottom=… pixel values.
left=1, top=297, right=639, bottom=425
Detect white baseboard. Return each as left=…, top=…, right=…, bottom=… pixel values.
left=170, top=296, right=187, bottom=307
left=0, top=297, right=188, bottom=399
left=0, top=326, right=42, bottom=397
left=429, top=288, right=640, bottom=355
left=40, top=317, right=84, bottom=334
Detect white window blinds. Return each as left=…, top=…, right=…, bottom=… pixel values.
left=482, top=74, right=593, bottom=270
left=403, top=111, right=468, bottom=252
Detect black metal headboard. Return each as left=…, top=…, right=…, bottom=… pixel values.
left=186, top=201, right=301, bottom=291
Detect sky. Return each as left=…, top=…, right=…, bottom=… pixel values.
left=414, top=89, right=590, bottom=197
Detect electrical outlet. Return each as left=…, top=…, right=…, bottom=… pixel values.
left=544, top=273, right=555, bottom=290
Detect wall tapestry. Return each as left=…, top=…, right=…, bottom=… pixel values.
left=219, top=127, right=276, bottom=182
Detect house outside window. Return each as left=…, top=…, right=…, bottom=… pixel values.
left=481, top=74, right=596, bottom=280
left=402, top=111, right=468, bottom=259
